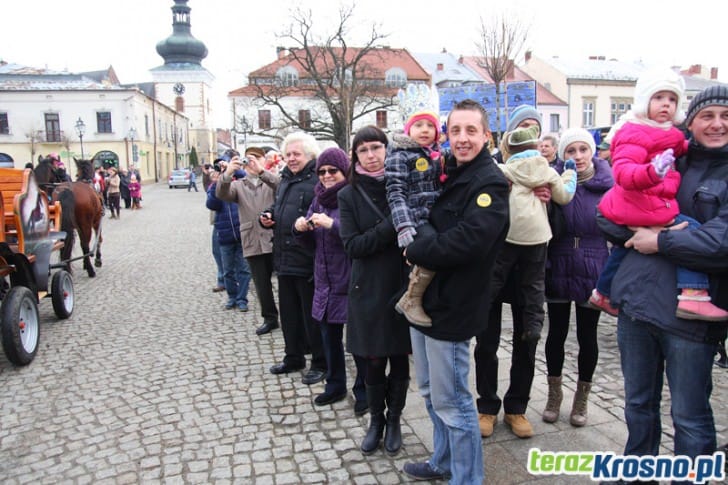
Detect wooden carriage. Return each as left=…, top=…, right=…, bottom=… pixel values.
left=0, top=168, right=74, bottom=366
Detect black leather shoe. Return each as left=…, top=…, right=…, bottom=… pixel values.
left=354, top=399, right=369, bottom=416
left=314, top=390, right=347, bottom=406
left=301, top=368, right=326, bottom=385
left=256, top=321, right=279, bottom=335
left=269, top=361, right=305, bottom=375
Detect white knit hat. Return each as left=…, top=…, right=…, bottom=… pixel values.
left=558, top=128, right=596, bottom=161
left=632, top=67, right=686, bottom=124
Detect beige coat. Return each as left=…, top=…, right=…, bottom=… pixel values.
left=215, top=170, right=279, bottom=257
left=499, top=153, right=576, bottom=245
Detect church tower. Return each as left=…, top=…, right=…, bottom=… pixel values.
left=152, top=0, right=215, bottom=164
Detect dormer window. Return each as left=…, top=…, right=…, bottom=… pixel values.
left=276, top=66, right=299, bottom=87
left=385, top=68, right=407, bottom=88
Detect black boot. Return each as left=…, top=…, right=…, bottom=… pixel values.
left=360, top=383, right=386, bottom=455
left=384, top=378, right=409, bottom=456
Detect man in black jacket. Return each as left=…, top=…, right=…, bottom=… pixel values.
left=259, top=133, right=327, bottom=385
left=602, top=85, right=728, bottom=478
left=402, top=100, right=510, bottom=483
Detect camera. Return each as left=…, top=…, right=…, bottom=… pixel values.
left=241, top=157, right=249, bottom=165
left=306, top=219, right=315, bottom=229
left=213, top=162, right=223, bottom=172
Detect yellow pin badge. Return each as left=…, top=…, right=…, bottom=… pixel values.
left=476, top=193, right=492, bottom=208
left=415, top=158, right=429, bottom=172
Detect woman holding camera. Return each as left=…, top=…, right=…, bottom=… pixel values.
left=293, top=147, right=365, bottom=410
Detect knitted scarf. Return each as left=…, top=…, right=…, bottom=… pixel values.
left=577, top=163, right=595, bottom=184
left=314, top=179, right=348, bottom=209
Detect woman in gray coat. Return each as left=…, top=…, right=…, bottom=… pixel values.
left=338, top=126, right=411, bottom=456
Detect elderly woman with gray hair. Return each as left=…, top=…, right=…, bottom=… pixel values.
left=259, top=132, right=328, bottom=386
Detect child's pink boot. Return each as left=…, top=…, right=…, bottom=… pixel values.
left=588, top=289, right=619, bottom=317
left=676, top=289, right=728, bottom=322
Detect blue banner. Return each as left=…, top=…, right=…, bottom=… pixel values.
left=438, top=81, right=537, bottom=132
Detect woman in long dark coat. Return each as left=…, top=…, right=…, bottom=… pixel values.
left=338, top=126, right=411, bottom=456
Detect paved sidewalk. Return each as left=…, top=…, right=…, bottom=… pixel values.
left=0, top=182, right=725, bottom=484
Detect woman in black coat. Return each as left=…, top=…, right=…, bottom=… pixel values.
left=338, top=126, right=411, bottom=456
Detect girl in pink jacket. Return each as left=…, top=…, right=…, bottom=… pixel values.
left=592, top=68, right=728, bottom=322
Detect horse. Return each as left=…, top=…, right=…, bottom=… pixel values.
left=34, top=156, right=104, bottom=277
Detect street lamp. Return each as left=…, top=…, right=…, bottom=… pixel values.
left=74, top=117, right=86, bottom=159
left=128, top=127, right=137, bottom=169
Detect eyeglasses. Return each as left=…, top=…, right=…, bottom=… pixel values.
left=355, top=143, right=385, bottom=155
left=317, top=168, right=341, bottom=176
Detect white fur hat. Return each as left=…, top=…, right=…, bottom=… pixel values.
left=633, top=67, right=686, bottom=124
left=558, top=128, right=596, bottom=161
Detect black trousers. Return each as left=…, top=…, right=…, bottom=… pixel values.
left=246, top=253, right=278, bottom=324
left=474, top=269, right=538, bottom=415
left=277, top=274, right=326, bottom=371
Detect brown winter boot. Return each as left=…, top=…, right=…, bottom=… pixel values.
left=395, top=266, right=435, bottom=326
left=569, top=381, right=592, bottom=427
left=542, top=376, right=563, bottom=423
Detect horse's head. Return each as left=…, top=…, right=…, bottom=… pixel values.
left=74, top=157, right=95, bottom=181
left=34, top=155, right=63, bottom=186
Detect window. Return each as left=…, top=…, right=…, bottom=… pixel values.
left=582, top=99, right=595, bottom=128
left=258, top=110, right=271, bottom=130
left=97, top=112, right=112, bottom=133
left=276, top=66, right=299, bottom=87
left=44, top=113, right=61, bottom=142
left=385, top=68, right=407, bottom=88
left=549, top=114, right=559, bottom=133
left=175, top=96, right=184, bottom=112
left=0, top=113, right=8, bottom=134
left=298, top=110, right=311, bottom=129
left=145, top=115, right=150, bottom=136
left=376, top=110, right=388, bottom=129
left=610, top=98, right=632, bottom=125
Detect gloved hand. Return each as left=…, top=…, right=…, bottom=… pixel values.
left=564, top=159, right=576, bottom=172
left=398, top=226, right=417, bottom=248
left=651, top=148, right=674, bottom=178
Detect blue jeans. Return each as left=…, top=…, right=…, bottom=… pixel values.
left=617, top=314, right=717, bottom=460
left=219, top=243, right=251, bottom=308
left=410, top=327, right=483, bottom=484
left=598, top=215, right=708, bottom=296
left=211, top=230, right=224, bottom=288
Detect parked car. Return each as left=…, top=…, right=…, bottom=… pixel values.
left=168, top=169, right=190, bottom=189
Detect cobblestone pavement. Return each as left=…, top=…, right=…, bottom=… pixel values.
left=0, top=183, right=726, bottom=484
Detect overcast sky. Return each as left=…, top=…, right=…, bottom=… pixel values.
left=2, top=0, right=725, bottom=128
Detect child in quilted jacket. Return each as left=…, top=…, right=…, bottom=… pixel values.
left=386, top=84, right=442, bottom=327
left=593, top=68, right=728, bottom=321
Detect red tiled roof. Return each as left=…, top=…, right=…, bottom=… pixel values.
left=462, top=56, right=566, bottom=106
left=249, top=46, right=429, bottom=79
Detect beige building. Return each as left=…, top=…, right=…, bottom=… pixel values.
left=0, top=63, right=188, bottom=182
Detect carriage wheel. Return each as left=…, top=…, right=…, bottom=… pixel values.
left=51, top=270, right=74, bottom=319
left=1, top=286, right=40, bottom=366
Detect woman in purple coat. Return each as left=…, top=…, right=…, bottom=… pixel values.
left=294, top=147, right=365, bottom=409
left=542, top=128, right=614, bottom=428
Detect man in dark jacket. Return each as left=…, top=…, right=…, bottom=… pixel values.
left=259, top=133, right=327, bottom=385
left=402, top=99, right=510, bottom=483
left=602, top=85, right=728, bottom=472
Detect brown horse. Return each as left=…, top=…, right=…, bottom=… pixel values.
left=34, top=156, right=103, bottom=277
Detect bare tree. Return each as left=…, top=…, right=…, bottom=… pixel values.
left=25, top=128, right=44, bottom=162
left=244, top=5, right=399, bottom=149
left=476, top=14, right=529, bottom=144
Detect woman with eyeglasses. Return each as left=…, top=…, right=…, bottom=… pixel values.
left=293, top=147, right=365, bottom=414
left=338, top=126, right=411, bottom=456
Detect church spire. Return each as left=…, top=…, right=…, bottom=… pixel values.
left=155, top=0, right=208, bottom=66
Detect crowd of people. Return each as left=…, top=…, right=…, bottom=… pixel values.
left=203, top=80, right=728, bottom=483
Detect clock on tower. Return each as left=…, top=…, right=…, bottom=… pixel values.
left=173, top=82, right=185, bottom=95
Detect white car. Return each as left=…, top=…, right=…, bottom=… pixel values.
left=168, top=169, right=190, bottom=189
